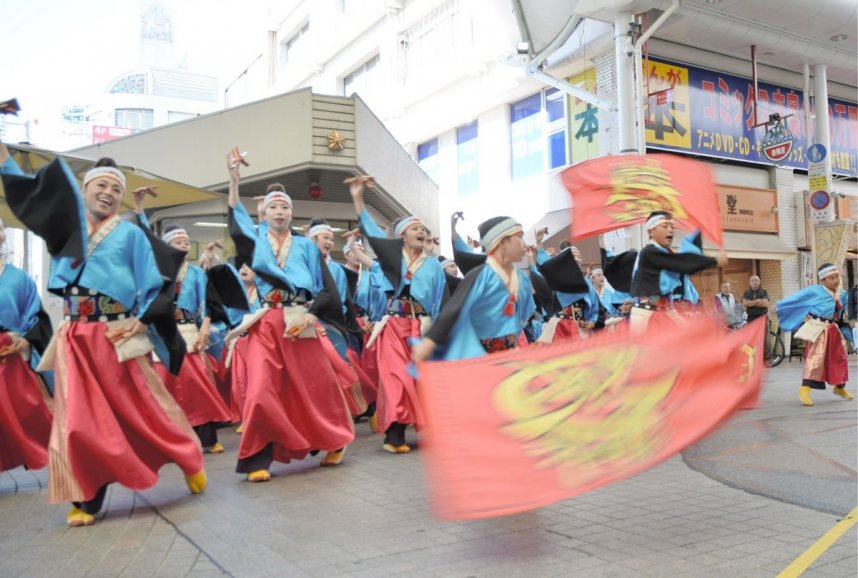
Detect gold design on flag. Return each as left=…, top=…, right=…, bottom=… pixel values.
left=491, top=347, right=677, bottom=482
left=735, top=344, right=757, bottom=382
left=604, top=160, right=689, bottom=224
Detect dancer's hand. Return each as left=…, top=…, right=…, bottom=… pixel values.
left=411, top=337, right=436, bottom=363
left=0, top=336, right=28, bottom=358
left=132, top=185, right=159, bottom=214
left=106, top=319, right=148, bottom=343
left=286, top=312, right=318, bottom=338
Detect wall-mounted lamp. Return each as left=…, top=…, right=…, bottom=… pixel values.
left=308, top=182, right=323, bottom=200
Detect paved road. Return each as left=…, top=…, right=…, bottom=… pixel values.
left=1, top=358, right=855, bottom=577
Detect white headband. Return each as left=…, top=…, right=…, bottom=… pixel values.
left=163, top=228, right=190, bottom=245
left=262, top=190, right=292, bottom=212
left=441, top=259, right=455, bottom=269
left=393, top=216, right=423, bottom=238
left=818, top=265, right=839, bottom=280
left=481, top=218, right=523, bottom=254
left=83, top=166, right=126, bottom=192
left=309, top=223, right=334, bottom=239
left=590, top=268, right=603, bottom=276
left=646, top=214, right=673, bottom=231
left=344, top=240, right=363, bottom=254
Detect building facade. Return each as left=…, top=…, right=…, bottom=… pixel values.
left=222, top=0, right=857, bottom=305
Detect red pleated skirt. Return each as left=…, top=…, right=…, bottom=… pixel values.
left=804, top=323, right=849, bottom=385
left=0, top=353, right=53, bottom=472
left=49, top=322, right=203, bottom=503
left=317, top=329, right=366, bottom=416
left=374, top=316, right=425, bottom=433
left=156, top=351, right=230, bottom=427
left=229, top=337, right=250, bottom=423
left=238, top=310, right=354, bottom=464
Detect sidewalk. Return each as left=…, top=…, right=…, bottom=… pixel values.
left=1, top=358, right=855, bottom=577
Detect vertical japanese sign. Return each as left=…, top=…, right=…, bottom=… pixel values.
left=644, top=60, right=692, bottom=150
left=568, top=68, right=600, bottom=163
left=643, top=58, right=858, bottom=177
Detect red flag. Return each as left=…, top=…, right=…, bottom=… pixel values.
left=417, top=316, right=762, bottom=520
left=560, top=153, right=723, bottom=245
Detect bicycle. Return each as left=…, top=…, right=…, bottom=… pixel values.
left=766, top=327, right=785, bottom=367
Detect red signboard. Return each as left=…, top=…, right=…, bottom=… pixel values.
left=91, top=125, right=133, bottom=144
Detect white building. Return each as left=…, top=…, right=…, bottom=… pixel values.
left=217, top=0, right=857, bottom=303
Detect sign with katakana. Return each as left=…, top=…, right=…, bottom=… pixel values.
left=644, top=58, right=857, bottom=177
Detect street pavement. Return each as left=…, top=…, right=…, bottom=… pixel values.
left=1, top=357, right=855, bottom=577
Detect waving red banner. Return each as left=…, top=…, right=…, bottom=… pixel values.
left=417, top=316, right=762, bottom=520
left=560, top=153, right=723, bottom=245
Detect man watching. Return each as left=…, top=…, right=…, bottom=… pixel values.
left=742, top=275, right=770, bottom=324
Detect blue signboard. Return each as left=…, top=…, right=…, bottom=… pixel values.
left=644, top=58, right=857, bottom=177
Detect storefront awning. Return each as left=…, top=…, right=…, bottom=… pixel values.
left=701, top=232, right=796, bottom=261
left=1, top=144, right=220, bottom=229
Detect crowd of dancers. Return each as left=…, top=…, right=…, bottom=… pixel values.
left=0, top=145, right=852, bottom=527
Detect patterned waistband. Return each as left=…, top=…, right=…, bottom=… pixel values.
left=261, top=289, right=309, bottom=308
left=635, top=296, right=688, bottom=311
left=554, top=305, right=583, bottom=320
left=63, top=290, right=128, bottom=322
left=480, top=334, right=518, bottom=354
left=387, top=298, right=427, bottom=318
left=175, top=308, right=197, bottom=325
left=809, top=314, right=835, bottom=324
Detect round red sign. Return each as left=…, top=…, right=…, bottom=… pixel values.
left=810, top=190, right=830, bottom=210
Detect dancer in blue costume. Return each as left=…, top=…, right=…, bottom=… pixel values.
left=413, top=215, right=535, bottom=362
left=0, top=216, right=53, bottom=475
left=777, top=263, right=854, bottom=406
left=349, top=176, right=446, bottom=453
left=2, top=150, right=205, bottom=527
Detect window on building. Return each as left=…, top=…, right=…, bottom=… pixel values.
left=115, top=108, right=154, bottom=131
left=417, top=137, right=439, bottom=184
left=401, top=0, right=472, bottom=88
left=109, top=73, right=147, bottom=95
left=510, top=93, right=543, bottom=180
left=280, top=22, right=309, bottom=66
left=343, top=54, right=381, bottom=107
left=457, top=121, right=479, bottom=196
left=545, top=88, right=568, bottom=169
left=510, top=89, right=569, bottom=180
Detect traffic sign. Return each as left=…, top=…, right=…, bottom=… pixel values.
left=809, top=190, right=830, bottom=210
left=806, top=143, right=827, bottom=164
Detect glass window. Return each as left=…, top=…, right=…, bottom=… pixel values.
left=114, top=108, right=154, bottom=131
left=417, top=137, right=439, bottom=184
left=281, top=22, right=309, bottom=66
left=109, top=73, right=147, bottom=95
left=510, top=93, right=543, bottom=180
left=457, top=121, right=479, bottom=196
left=343, top=55, right=381, bottom=107
left=547, top=131, right=567, bottom=169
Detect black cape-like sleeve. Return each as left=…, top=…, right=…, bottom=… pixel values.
left=424, top=264, right=485, bottom=347
left=2, top=158, right=85, bottom=260
left=453, top=249, right=487, bottom=277
left=537, top=249, right=588, bottom=294
left=132, top=214, right=187, bottom=375
left=358, top=225, right=404, bottom=294
left=600, top=248, right=637, bottom=294
left=24, top=308, right=53, bottom=356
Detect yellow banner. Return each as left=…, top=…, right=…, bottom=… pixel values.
left=568, top=68, right=600, bottom=163
left=644, top=60, right=691, bottom=149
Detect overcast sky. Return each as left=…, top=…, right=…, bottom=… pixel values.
left=0, top=0, right=271, bottom=149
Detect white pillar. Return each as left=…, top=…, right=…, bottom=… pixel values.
left=614, top=12, right=636, bottom=154
left=812, top=64, right=834, bottom=223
